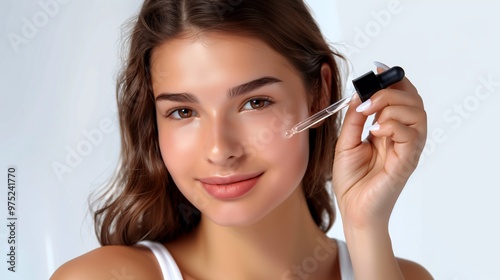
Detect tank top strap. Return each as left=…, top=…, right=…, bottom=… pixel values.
left=335, top=239, right=355, bottom=280
left=138, top=239, right=353, bottom=280
left=136, top=240, right=183, bottom=280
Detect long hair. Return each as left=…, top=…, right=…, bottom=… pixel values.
left=93, top=0, right=344, bottom=245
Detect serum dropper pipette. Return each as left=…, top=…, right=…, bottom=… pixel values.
left=284, top=66, right=405, bottom=138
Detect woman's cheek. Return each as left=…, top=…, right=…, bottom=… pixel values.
left=241, top=112, right=309, bottom=165
left=158, top=121, right=201, bottom=174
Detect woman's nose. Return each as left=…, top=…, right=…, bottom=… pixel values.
left=204, top=118, right=244, bottom=167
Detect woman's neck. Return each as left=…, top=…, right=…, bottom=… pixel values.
left=169, top=187, right=339, bottom=280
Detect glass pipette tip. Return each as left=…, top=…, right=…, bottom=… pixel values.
left=284, top=93, right=354, bottom=138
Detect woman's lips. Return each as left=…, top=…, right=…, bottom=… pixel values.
left=198, top=172, right=263, bottom=200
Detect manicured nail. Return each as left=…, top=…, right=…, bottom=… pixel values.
left=355, top=99, right=372, bottom=112
left=367, top=122, right=380, bottom=131
left=374, top=61, right=390, bottom=70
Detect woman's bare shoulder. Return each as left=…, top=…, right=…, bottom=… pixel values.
left=396, top=257, right=433, bottom=280
left=50, top=244, right=162, bottom=280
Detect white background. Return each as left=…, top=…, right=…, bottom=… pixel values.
left=1, top=0, right=499, bottom=279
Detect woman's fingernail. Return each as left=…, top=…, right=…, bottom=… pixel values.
left=367, top=122, right=380, bottom=131
left=356, top=99, right=372, bottom=112
left=374, top=61, right=390, bottom=70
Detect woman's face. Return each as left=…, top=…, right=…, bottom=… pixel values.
left=151, top=33, right=311, bottom=226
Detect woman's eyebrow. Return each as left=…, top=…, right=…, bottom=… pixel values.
left=155, top=76, right=282, bottom=103
left=155, top=92, right=199, bottom=103
left=227, top=76, right=282, bottom=98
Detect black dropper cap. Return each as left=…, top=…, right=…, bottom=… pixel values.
left=352, top=66, right=405, bottom=102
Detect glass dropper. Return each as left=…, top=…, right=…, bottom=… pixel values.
left=284, top=93, right=354, bottom=138
left=284, top=66, right=405, bottom=138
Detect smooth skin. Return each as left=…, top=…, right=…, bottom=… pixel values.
left=51, top=34, right=432, bottom=280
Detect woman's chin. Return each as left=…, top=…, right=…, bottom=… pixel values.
left=202, top=205, right=271, bottom=228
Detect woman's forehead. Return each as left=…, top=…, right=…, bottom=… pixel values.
left=150, top=33, right=295, bottom=74
left=150, top=33, right=298, bottom=95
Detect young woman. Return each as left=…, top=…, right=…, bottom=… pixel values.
left=52, top=0, right=432, bottom=279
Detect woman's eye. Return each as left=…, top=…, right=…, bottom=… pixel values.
left=242, top=98, right=273, bottom=110
left=168, top=108, right=196, bottom=119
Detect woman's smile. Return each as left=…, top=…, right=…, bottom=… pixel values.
left=197, top=172, right=264, bottom=200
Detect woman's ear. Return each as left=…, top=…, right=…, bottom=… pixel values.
left=309, top=63, right=332, bottom=128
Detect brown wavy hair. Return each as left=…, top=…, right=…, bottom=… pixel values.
left=93, top=0, right=344, bottom=246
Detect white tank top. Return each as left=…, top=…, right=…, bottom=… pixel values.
left=137, top=239, right=354, bottom=279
